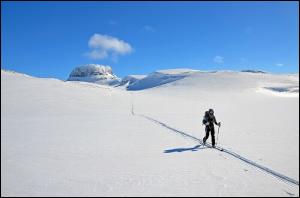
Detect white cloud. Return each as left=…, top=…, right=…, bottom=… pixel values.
left=88, top=34, right=132, bottom=55
left=214, top=56, right=224, bottom=64
left=86, top=34, right=133, bottom=60
left=143, top=25, right=155, bottom=32
left=276, top=63, right=284, bottom=67
left=87, top=50, right=108, bottom=59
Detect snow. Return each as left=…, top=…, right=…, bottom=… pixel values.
left=155, top=68, right=200, bottom=74
left=118, top=75, right=146, bottom=87
left=67, top=64, right=120, bottom=85
left=1, top=69, right=299, bottom=196
left=126, top=69, right=199, bottom=90
left=258, top=86, right=299, bottom=97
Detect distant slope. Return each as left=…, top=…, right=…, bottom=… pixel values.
left=135, top=70, right=299, bottom=97
left=118, top=75, right=146, bottom=87
left=241, top=69, right=267, bottom=73
left=126, top=69, right=200, bottom=90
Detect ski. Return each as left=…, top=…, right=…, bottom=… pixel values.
left=202, top=143, right=224, bottom=151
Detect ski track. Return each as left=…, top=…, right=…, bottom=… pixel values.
left=133, top=112, right=299, bottom=187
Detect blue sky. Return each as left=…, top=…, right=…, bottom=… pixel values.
left=1, top=1, right=299, bottom=79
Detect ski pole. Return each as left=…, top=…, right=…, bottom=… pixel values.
left=216, top=125, right=220, bottom=145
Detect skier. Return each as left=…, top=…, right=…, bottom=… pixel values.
left=202, top=108, right=221, bottom=148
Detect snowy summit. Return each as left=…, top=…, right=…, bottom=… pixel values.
left=67, top=64, right=120, bottom=85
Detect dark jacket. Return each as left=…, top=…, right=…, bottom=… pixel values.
left=202, top=111, right=218, bottom=127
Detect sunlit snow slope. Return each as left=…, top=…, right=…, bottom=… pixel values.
left=1, top=69, right=299, bottom=196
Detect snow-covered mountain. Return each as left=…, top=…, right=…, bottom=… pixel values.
left=67, top=64, right=121, bottom=85
left=241, top=69, right=267, bottom=73
left=1, top=69, right=299, bottom=196
left=125, top=69, right=199, bottom=90
left=118, top=75, right=146, bottom=87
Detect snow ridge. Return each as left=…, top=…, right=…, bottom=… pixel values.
left=126, top=69, right=198, bottom=90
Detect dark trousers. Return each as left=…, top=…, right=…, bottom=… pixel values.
left=203, top=126, right=215, bottom=146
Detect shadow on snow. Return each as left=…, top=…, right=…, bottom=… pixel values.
left=164, top=145, right=207, bottom=153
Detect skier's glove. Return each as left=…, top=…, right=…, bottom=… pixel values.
left=218, top=122, right=221, bottom=127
